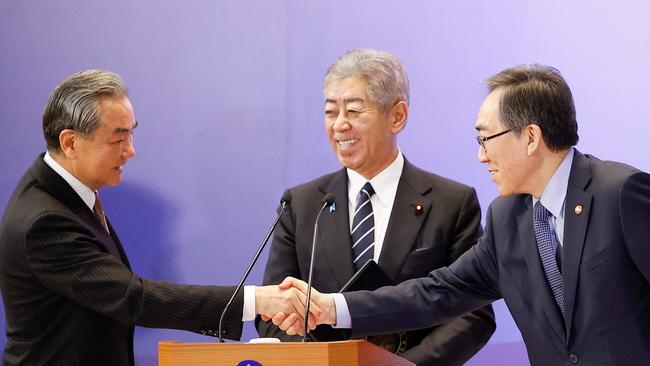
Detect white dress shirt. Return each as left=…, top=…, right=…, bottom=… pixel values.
left=346, top=151, right=404, bottom=261
left=42, top=152, right=256, bottom=321
left=533, top=148, right=574, bottom=247
left=44, top=152, right=96, bottom=211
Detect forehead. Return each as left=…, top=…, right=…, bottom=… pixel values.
left=97, top=96, right=136, bottom=131
left=475, top=89, right=504, bottom=132
left=324, top=77, right=369, bottom=102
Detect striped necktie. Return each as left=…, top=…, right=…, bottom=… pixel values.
left=533, top=201, right=564, bottom=315
left=351, top=182, right=375, bottom=271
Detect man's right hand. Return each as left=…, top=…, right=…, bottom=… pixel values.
left=255, top=282, right=323, bottom=336
left=270, top=276, right=337, bottom=336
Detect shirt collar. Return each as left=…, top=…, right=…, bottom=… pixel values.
left=347, top=149, right=404, bottom=208
left=43, top=151, right=96, bottom=211
left=533, top=148, right=575, bottom=219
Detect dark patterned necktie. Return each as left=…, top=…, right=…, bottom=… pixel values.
left=93, top=191, right=123, bottom=260
left=351, top=182, right=375, bottom=271
left=533, top=201, right=564, bottom=315
left=93, top=191, right=110, bottom=234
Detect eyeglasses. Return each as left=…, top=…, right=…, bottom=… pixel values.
left=476, top=129, right=512, bottom=152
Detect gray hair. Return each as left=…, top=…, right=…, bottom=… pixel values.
left=43, top=69, right=127, bottom=152
left=323, top=48, right=410, bottom=112
left=484, top=64, right=578, bottom=151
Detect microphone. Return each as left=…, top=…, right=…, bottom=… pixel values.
left=218, top=191, right=291, bottom=342
left=303, top=193, right=335, bottom=342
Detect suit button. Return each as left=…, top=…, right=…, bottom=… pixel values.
left=569, top=354, right=579, bottom=364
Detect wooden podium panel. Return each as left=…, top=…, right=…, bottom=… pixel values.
left=159, top=339, right=414, bottom=366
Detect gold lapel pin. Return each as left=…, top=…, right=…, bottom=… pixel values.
left=574, top=205, right=583, bottom=215
left=414, top=203, right=424, bottom=216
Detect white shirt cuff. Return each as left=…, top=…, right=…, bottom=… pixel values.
left=242, top=285, right=256, bottom=321
left=331, top=293, right=352, bottom=328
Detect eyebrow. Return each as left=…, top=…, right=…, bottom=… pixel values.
left=325, top=97, right=365, bottom=104
left=113, top=120, right=138, bottom=134
left=475, top=123, right=487, bottom=132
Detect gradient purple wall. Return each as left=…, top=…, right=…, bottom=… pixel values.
left=1, top=1, right=648, bottom=365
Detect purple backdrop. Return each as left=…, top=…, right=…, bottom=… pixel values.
left=1, top=1, right=648, bottom=365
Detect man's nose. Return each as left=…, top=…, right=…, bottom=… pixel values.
left=477, top=146, right=488, bottom=163
left=332, top=112, right=351, bottom=132
left=123, top=136, right=136, bottom=158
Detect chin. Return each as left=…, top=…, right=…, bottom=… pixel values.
left=337, top=158, right=357, bottom=170
left=106, top=177, right=122, bottom=187
left=497, top=186, right=512, bottom=196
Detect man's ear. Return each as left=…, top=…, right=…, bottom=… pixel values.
left=58, top=129, right=77, bottom=158
left=526, top=123, right=544, bottom=155
left=389, top=100, right=408, bottom=134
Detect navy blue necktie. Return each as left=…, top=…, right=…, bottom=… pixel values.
left=351, top=182, right=375, bottom=271
left=533, top=201, right=564, bottom=315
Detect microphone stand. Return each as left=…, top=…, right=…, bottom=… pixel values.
left=303, top=194, right=334, bottom=341
left=218, top=200, right=288, bottom=342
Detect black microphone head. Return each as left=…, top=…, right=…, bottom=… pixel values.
left=280, top=190, right=292, bottom=208
left=322, top=193, right=335, bottom=207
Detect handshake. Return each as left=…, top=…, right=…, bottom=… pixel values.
left=255, top=277, right=337, bottom=336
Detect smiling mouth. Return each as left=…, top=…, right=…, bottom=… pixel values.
left=337, top=138, right=359, bottom=147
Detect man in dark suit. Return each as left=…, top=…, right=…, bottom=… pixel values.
left=279, top=64, right=650, bottom=365
left=257, top=49, right=495, bottom=365
left=0, top=69, right=316, bottom=366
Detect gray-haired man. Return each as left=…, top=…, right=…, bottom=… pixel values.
left=0, top=69, right=317, bottom=366
left=256, top=49, right=495, bottom=366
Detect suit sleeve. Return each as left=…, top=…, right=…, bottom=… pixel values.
left=255, top=190, right=304, bottom=341
left=401, top=187, right=496, bottom=366
left=24, top=211, right=243, bottom=340
left=620, top=171, right=650, bottom=284
left=343, top=203, right=501, bottom=342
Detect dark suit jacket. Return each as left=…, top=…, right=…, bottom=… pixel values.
left=343, top=150, right=650, bottom=366
left=257, top=158, right=495, bottom=366
left=0, top=155, right=244, bottom=366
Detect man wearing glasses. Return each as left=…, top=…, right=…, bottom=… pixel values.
left=277, top=64, right=650, bottom=366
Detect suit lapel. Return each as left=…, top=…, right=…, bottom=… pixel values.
left=519, top=196, right=567, bottom=342
left=319, top=169, right=355, bottom=288
left=379, top=160, right=431, bottom=280
left=30, top=155, right=129, bottom=264
left=562, top=151, right=592, bottom=336
left=106, top=219, right=132, bottom=268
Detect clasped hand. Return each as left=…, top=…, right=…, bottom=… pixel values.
left=257, top=277, right=336, bottom=336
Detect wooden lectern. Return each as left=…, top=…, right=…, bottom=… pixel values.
left=159, top=339, right=414, bottom=366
